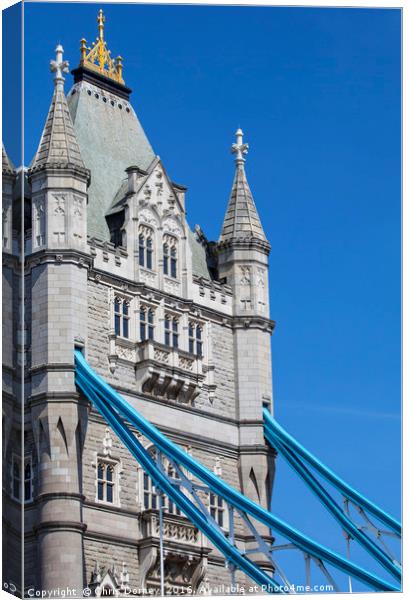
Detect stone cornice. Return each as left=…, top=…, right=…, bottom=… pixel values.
left=25, top=248, right=93, bottom=271
left=217, top=237, right=271, bottom=255
left=33, top=520, right=87, bottom=535
left=232, top=315, right=276, bottom=333
left=88, top=268, right=235, bottom=327
left=27, top=162, right=91, bottom=184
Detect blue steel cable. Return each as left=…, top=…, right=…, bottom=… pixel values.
left=75, top=370, right=283, bottom=593
left=264, top=419, right=401, bottom=582
left=263, top=409, right=401, bottom=536
left=74, top=351, right=398, bottom=592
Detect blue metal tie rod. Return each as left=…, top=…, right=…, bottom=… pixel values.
left=263, top=409, right=401, bottom=536
left=74, top=350, right=399, bottom=592
left=75, top=369, right=282, bottom=593
left=264, top=416, right=400, bottom=581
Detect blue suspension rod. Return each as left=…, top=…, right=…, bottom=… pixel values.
left=75, top=369, right=283, bottom=593
left=263, top=409, right=401, bottom=536
left=264, top=419, right=401, bottom=581
left=74, top=351, right=398, bottom=592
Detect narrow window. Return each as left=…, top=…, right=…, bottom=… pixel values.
left=140, top=307, right=146, bottom=341
left=114, top=297, right=129, bottom=338
left=170, top=246, right=177, bottom=278
left=188, top=323, right=195, bottom=354
left=122, top=302, right=129, bottom=338
left=148, top=309, right=155, bottom=340
left=24, top=461, right=33, bottom=502
left=209, top=492, right=225, bottom=528
left=12, top=457, right=21, bottom=500
left=172, top=319, right=179, bottom=349
left=196, top=326, right=203, bottom=357
left=114, top=298, right=121, bottom=336
left=139, top=234, right=145, bottom=267
left=164, top=316, right=179, bottom=348
left=146, top=237, right=153, bottom=270
left=164, top=315, right=171, bottom=346
left=97, top=461, right=116, bottom=503
left=163, top=243, right=169, bottom=275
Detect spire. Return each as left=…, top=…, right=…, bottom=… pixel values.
left=78, top=9, right=124, bottom=85
left=2, top=143, right=15, bottom=175
left=219, top=128, right=268, bottom=245
left=30, top=45, right=87, bottom=173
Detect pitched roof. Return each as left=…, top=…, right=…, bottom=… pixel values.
left=67, top=80, right=155, bottom=241
left=219, top=163, right=267, bottom=243
left=30, top=86, right=86, bottom=171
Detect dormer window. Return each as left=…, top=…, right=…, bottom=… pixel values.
left=188, top=323, right=203, bottom=357
left=140, top=307, right=155, bottom=341
left=163, top=235, right=178, bottom=278
left=164, top=315, right=179, bottom=348
left=139, top=226, right=154, bottom=270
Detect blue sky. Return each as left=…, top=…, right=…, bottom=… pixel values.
left=4, top=2, right=401, bottom=591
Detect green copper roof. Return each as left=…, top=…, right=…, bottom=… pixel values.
left=67, top=81, right=155, bottom=240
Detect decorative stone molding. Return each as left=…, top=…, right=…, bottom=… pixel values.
left=135, top=340, right=204, bottom=405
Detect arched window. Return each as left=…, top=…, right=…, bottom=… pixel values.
left=188, top=323, right=203, bottom=357
left=140, top=307, right=155, bottom=341
left=164, top=315, right=179, bottom=348
left=97, top=461, right=116, bottom=503
left=139, top=226, right=154, bottom=270
left=142, top=461, right=181, bottom=516
left=209, top=492, right=225, bottom=528
left=114, top=297, right=130, bottom=339
left=170, top=246, right=177, bottom=278
left=163, top=243, right=169, bottom=275
left=163, top=235, right=178, bottom=279
left=138, top=234, right=145, bottom=267
left=146, top=237, right=153, bottom=270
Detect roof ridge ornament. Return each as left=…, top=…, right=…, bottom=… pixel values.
left=50, top=44, right=69, bottom=90
left=79, top=9, right=125, bottom=85
left=231, top=127, right=249, bottom=166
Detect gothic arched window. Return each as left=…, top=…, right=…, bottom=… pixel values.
left=164, top=315, right=179, bottom=348
left=188, top=323, right=203, bottom=357
left=114, top=297, right=130, bottom=339
left=142, top=450, right=181, bottom=516
left=163, top=235, right=178, bottom=279
left=139, top=226, right=154, bottom=270
left=97, top=461, right=116, bottom=504
left=140, top=307, right=155, bottom=341
left=170, top=246, right=177, bottom=278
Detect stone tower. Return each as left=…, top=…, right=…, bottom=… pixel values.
left=3, top=11, right=276, bottom=597
left=27, top=44, right=90, bottom=593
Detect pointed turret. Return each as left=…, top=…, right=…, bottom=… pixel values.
left=2, top=143, right=15, bottom=175
left=217, top=128, right=274, bottom=520
left=30, top=44, right=87, bottom=172
left=28, top=44, right=90, bottom=253
left=219, top=129, right=268, bottom=248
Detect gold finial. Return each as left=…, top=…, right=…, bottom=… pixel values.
left=79, top=9, right=125, bottom=85
left=97, top=9, right=105, bottom=41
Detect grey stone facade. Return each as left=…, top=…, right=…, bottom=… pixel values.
left=3, top=12, right=276, bottom=598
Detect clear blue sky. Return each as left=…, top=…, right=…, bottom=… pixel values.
left=4, top=2, right=401, bottom=591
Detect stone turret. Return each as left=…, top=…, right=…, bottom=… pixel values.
left=27, top=45, right=90, bottom=594
left=217, top=128, right=275, bottom=524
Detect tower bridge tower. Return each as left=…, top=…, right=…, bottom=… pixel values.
left=3, top=10, right=276, bottom=596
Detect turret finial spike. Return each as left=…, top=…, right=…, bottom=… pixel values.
left=50, top=44, right=69, bottom=89
left=231, top=127, right=249, bottom=166
left=97, top=9, right=105, bottom=41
